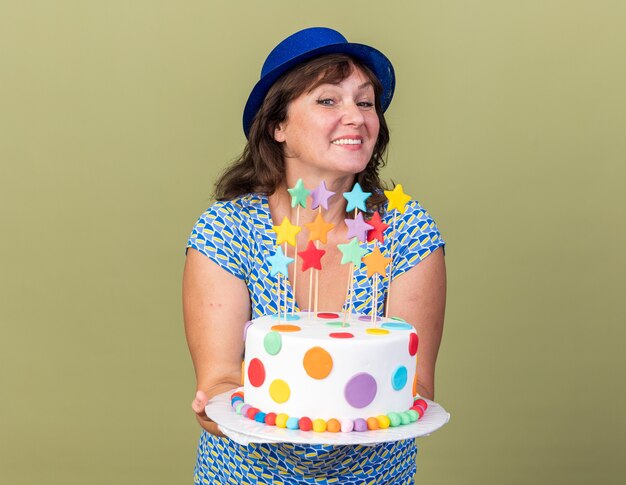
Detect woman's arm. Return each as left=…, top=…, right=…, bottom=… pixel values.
left=183, top=248, right=251, bottom=436
left=386, top=246, right=446, bottom=400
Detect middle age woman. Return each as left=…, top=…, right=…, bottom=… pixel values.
left=184, top=27, right=446, bottom=484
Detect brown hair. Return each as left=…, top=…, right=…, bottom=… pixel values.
left=214, top=54, right=390, bottom=211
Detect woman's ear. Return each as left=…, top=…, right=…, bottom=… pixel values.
left=273, top=122, right=286, bottom=143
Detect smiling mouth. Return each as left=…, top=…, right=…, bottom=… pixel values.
left=331, top=139, right=362, bottom=145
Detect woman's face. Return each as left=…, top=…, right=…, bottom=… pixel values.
left=274, top=66, right=380, bottom=179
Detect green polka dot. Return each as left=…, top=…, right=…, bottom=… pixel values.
left=263, top=331, right=282, bottom=355
left=325, top=321, right=350, bottom=327
left=390, top=316, right=406, bottom=322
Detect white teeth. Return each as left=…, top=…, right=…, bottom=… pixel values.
left=332, top=139, right=362, bottom=145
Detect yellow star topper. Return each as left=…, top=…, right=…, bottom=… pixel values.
left=271, top=217, right=301, bottom=246
left=304, top=213, right=335, bottom=244
left=362, top=245, right=392, bottom=278
left=384, top=184, right=412, bottom=213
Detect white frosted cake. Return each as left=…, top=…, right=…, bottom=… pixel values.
left=231, top=311, right=428, bottom=432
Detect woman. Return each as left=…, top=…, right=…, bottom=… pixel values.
left=184, top=27, right=446, bottom=484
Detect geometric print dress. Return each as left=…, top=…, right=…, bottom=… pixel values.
left=187, top=193, right=445, bottom=485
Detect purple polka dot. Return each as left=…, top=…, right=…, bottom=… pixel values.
left=353, top=418, right=368, bottom=431
left=358, top=315, right=381, bottom=322
left=344, top=373, right=377, bottom=408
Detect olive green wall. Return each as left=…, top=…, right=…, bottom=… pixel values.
left=1, top=1, right=624, bottom=484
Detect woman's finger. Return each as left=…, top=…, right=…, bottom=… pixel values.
left=191, top=390, right=210, bottom=420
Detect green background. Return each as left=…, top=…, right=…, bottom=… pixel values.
left=2, top=1, right=624, bottom=483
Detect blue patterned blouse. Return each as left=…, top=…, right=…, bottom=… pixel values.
left=187, top=193, right=444, bottom=485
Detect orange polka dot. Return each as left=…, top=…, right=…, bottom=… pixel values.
left=271, top=324, right=301, bottom=332
left=303, top=346, right=333, bottom=379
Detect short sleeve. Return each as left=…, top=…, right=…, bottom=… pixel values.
left=390, top=200, right=445, bottom=279
left=186, top=201, right=246, bottom=280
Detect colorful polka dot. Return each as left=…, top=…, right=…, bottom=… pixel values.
left=263, top=331, right=282, bottom=355
left=326, top=321, right=350, bottom=327
left=390, top=316, right=406, bottom=322
left=271, top=324, right=301, bottom=332
left=381, top=322, right=413, bottom=330
left=247, top=358, right=265, bottom=387
left=317, top=312, right=340, bottom=319
left=269, top=379, right=290, bottom=403
left=359, top=315, right=381, bottom=322
left=344, top=373, right=377, bottom=408
left=303, top=347, right=333, bottom=379
left=329, top=332, right=354, bottom=339
left=366, top=328, right=389, bottom=336
left=409, top=333, right=418, bottom=356
left=392, top=366, right=408, bottom=390
left=271, top=313, right=300, bottom=321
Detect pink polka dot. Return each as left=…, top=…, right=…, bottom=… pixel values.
left=247, top=358, right=265, bottom=387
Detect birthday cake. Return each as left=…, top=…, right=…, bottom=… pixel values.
left=227, top=180, right=430, bottom=432
left=231, top=312, right=429, bottom=432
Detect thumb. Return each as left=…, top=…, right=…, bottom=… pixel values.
left=191, top=390, right=209, bottom=419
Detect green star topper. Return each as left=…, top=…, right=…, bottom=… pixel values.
left=337, top=237, right=370, bottom=267
left=287, top=178, right=310, bottom=208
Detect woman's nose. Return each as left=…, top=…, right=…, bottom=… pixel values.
left=341, top=102, right=365, bottom=126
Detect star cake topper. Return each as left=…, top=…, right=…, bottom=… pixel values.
left=268, top=246, right=294, bottom=277
left=310, top=180, right=336, bottom=210
left=297, top=240, right=326, bottom=272
left=288, top=178, right=310, bottom=209
left=272, top=217, right=301, bottom=246
left=384, top=184, right=412, bottom=214
left=304, top=213, right=335, bottom=244
left=337, top=237, right=370, bottom=266
left=362, top=245, right=392, bottom=278
left=366, top=211, right=389, bottom=243
left=345, top=212, right=374, bottom=242
left=343, top=182, right=371, bottom=212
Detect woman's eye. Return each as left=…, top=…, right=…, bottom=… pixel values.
left=357, top=101, right=374, bottom=109
left=316, top=98, right=335, bottom=106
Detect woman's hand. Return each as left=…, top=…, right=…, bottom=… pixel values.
left=191, top=390, right=226, bottom=437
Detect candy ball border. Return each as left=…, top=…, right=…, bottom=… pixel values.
left=230, top=391, right=429, bottom=433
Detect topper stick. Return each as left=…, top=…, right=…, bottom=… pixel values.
left=384, top=211, right=398, bottom=318
left=313, top=206, right=322, bottom=314
left=308, top=264, right=313, bottom=313
left=276, top=272, right=281, bottom=322
left=292, top=205, right=300, bottom=314
left=342, top=262, right=352, bottom=325
left=283, top=242, right=288, bottom=321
